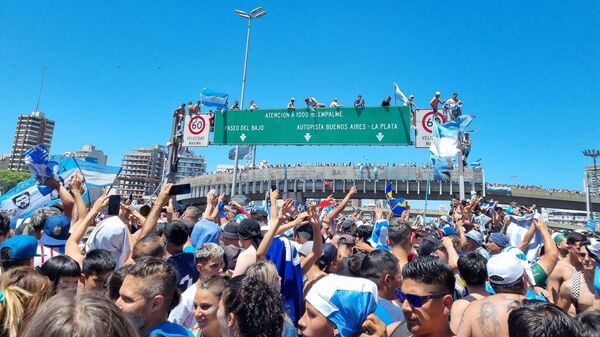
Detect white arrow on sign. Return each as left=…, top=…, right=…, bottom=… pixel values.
left=304, top=133, right=312, bottom=142
left=240, top=134, right=247, bottom=142
left=376, top=132, right=384, bottom=142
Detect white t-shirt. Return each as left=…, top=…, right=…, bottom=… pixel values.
left=168, top=283, right=198, bottom=330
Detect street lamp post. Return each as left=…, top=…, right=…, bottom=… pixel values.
left=231, top=7, right=267, bottom=196
left=583, top=149, right=600, bottom=220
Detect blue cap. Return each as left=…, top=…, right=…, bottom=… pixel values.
left=41, top=214, right=71, bottom=247
left=0, top=235, right=42, bottom=260
left=489, top=232, right=510, bottom=248
left=441, top=225, right=459, bottom=237
left=465, top=230, right=483, bottom=246
left=320, top=243, right=337, bottom=268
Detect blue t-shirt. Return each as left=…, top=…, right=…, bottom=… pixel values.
left=374, top=298, right=404, bottom=325
left=166, top=252, right=199, bottom=292
left=147, top=321, right=194, bottom=337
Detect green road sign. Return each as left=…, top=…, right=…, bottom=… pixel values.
left=213, top=106, right=411, bottom=145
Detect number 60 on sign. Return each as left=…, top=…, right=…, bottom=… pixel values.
left=183, top=115, right=210, bottom=147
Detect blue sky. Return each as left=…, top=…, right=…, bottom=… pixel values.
left=1, top=0, right=598, bottom=191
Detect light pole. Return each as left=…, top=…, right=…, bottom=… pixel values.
left=583, top=149, right=600, bottom=220
left=231, top=6, right=267, bottom=196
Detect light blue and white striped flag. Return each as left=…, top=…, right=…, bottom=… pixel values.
left=201, top=88, right=229, bottom=110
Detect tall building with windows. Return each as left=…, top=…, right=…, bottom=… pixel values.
left=64, top=145, right=108, bottom=165
left=175, top=148, right=206, bottom=182
left=116, top=145, right=167, bottom=198
left=8, top=112, right=55, bottom=171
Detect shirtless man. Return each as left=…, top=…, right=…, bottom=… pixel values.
left=429, top=91, right=442, bottom=112
left=556, top=239, right=600, bottom=314
left=457, top=252, right=528, bottom=337
left=547, top=232, right=584, bottom=307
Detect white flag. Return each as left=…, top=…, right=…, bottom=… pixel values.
left=393, top=81, right=409, bottom=104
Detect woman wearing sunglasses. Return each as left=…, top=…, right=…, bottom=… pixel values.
left=398, top=256, right=455, bottom=337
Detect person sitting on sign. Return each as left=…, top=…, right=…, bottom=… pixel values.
left=446, top=92, right=463, bottom=118
left=354, top=94, right=365, bottom=108
left=381, top=96, right=391, bottom=106
left=329, top=98, right=343, bottom=108
left=310, top=97, right=325, bottom=108
left=429, top=91, right=442, bottom=112
left=249, top=100, right=258, bottom=110
left=230, top=100, right=240, bottom=110
left=193, top=101, right=201, bottom=114
left=287, top=98, right=296, bottom=109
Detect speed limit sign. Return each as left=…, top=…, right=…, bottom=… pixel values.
left=415, top=109, right=446, bottom=148
left=183, top=115, right=210, bottom=147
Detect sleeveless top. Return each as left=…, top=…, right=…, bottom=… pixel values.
left=571, top=271, right=582, bottom=314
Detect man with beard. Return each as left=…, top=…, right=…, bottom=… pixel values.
left=116, top=256, right=193, bottom=337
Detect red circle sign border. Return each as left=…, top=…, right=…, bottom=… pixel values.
left=421, top=111, right=446, bottom=133
left=188, top=116, right=206, bottom=135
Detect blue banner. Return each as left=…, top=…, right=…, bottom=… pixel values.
left=201, top=88, right=229, bottom=110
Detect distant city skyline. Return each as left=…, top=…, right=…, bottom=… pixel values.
left=1, top=1, right=598, bottom=190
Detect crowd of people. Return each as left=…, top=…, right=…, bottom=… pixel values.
left=487, top=183, right=586, bottom=196
left=1, top=170, right=600, bottom=337
left=174, top=91, right=466, bottom=117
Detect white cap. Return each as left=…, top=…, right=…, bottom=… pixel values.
left=587, top=238, right=600, bottom=262
left=487, top=252, right=523, bottom=284
left=435, top=91, right=441, bottom=96
left=291, top=97, right=295, bottom=101
left=409, top=95, right=414, bottom=98
left=487, top=252, right=534, bottom=285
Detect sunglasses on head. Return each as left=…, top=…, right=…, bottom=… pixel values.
left=395, top=289, right=449, bottom=308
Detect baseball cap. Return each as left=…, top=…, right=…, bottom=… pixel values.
left=488, top=232, right=510, bottom=248
left=41, top=214, right=71, bottom=246
left=487, top=252, right=528, bottom=285
left=291, top=97, right=295, bottom=101
left=238, top=219, right=261, bottom=240
left=440, top=225, right=459, bottom=237
left=295, top=224, right=313, bottom=241
left=552, top=232, right=566, bottom=245
left=409, top=95, right=414, bottom=98
left=0, top=235, right=42, bottom=260
left=435, top=91, right=441, bottom=96
left=299, top=241, right=314, bottom=257
left=465, top=230, right=483, bottom=246
left=338, top=234, right=355, bottom=246
left=341, top=219, right=354, bottom=229
left=419, top=236, right=443, bottom=256
left=320, top=243, right=337, bottom=268
left=439, top=215, right=452, bottom=226
left=222, top=222, right=240, bottom=240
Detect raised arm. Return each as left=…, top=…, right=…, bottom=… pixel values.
left=517, top=219, right=537, bottom=252
left=65, top=195, right=109, bottom=268
left=534, top=216, right=558, bottom=276
left=137, top=183, right=172, bottom=241
left=256, top=194, right=291, bottom=260
left=202, top=189, right=215, bottom=220
left=68, top=173, right=88, bottom=231
left=301, top=206, right=323, bottom=274
left=275, top=212, right=309, bottom=236
left=325, top=186, right=357, bottom=224
left=47, top=177, right=75, bottom=222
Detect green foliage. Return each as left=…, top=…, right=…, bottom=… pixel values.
left=0, top=170, right=31, bottom=194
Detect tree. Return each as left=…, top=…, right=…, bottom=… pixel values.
left=0, top=170, right=31, bottom=194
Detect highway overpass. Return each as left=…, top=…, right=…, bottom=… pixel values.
left=180, top=165, right=600, bottom=212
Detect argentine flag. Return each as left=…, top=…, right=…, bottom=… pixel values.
left=429, top=115, right=475, bottom=181
left=201, top=88, right=229, bottom=110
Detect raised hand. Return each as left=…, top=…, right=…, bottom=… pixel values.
left=278, top=198, right=295, bottom=221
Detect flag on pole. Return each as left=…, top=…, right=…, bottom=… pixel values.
left=201, top=88, right=229, bottom=110
left=393, top=81, right=409, bottom=105
left=228, top=146, right=252, bottom=160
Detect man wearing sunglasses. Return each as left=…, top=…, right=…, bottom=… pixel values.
left=398, top=255, right=455, bottom=337
left=556, top=239, right=600, bottom=314
left=456, top=252, right=529, bottom=337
